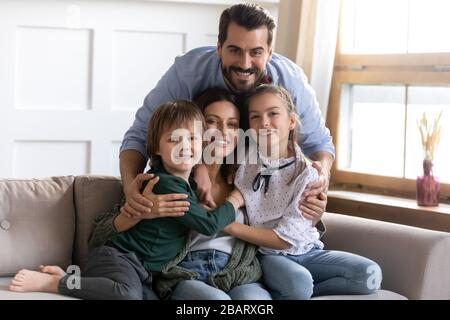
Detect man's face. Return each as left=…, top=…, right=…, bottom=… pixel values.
left=217, top=22, right=273, bottom=93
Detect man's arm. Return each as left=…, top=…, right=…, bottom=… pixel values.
left=310, top=151, right=334, bottom=179
left=119, top=150, right=154, bottom=213
left=305, top=151, right=334, bottom=197
left=119, top=58, right=190, bottom=216
left=288, top=68, right=334, bottom=217
left=285, top=63, right=334, bottom=159
left=120, top=150, right=147, bottom=191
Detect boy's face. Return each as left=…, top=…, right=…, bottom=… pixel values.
left=217, top=22, right=273, bottom=93
left=248, top=93, right=296, bottom=157
left=156, top=122, right=203, bottom=175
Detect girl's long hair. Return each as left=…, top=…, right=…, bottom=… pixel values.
left=244, top=84, right=309, bottom=185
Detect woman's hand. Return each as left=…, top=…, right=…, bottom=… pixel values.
left=300, top=192, right=327, bottom=226
left=227, top=188, right=245, bottom=210
left=121, top=174, right=190, bottom=219
left=194, top=164, right=217, bottom=208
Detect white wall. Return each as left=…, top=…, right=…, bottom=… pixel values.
left=0, top=0, right=278, bottom=178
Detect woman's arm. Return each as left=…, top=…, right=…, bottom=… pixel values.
left=223, top=222, right=291, bottom=250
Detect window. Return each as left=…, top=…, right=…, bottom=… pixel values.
left=328, top=0, right=450, bottom=199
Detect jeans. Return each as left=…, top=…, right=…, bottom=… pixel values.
left=171, top=250, right=272, bottom=300
left=260, top=249, right=383, bottom=300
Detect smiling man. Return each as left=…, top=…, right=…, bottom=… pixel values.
left=217, top=18, right=273, bottom=93
left=120, top=3, right=335, bottom=218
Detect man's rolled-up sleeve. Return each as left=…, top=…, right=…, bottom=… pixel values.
left=292, top=70, right=335, bottom=159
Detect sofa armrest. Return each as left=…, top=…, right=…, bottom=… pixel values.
left=322, top=212, right=450, bottom=300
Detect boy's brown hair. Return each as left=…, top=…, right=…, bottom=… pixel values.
left=146, top=100, right=205, bottom=166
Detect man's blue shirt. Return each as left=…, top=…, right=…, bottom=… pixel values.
left=121, top=46, right=335, bottom=159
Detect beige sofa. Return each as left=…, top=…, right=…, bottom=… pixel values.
left=0, top=176, right=449, bottom=300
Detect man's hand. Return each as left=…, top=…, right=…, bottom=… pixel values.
left=300, top=192, right=327, bottom=226
left=121, top=173, right=190, bottom=219
left=304, top=162, right=330, bottom=197
left=194, top=164, right=217, bottom=208
left=300, top=161, right=330, bottom=226
left=122, top=173, right=155, bottom=217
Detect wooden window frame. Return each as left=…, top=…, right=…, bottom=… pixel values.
left=327, top=13, right=450, bottom=202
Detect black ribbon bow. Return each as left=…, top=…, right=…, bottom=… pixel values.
left=252, top=159, right=296, bottom=196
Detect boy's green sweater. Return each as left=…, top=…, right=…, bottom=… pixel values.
left=110, top=163, right=236, bottom=272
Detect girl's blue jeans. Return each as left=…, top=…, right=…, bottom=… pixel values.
left=260, top=248, right=383, bottom=300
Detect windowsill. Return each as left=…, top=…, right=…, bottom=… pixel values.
left=328, top=190, right=450, bottom=215
left=327, top=189, right=450, bottom=233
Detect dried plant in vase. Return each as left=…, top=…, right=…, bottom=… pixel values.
left=416, top=111, right=442, bottom=206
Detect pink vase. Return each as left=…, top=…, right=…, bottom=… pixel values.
left=416, top=159, right=440, bottom=206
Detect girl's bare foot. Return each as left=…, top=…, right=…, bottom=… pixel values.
left=9, top=269, right=64, bottom=293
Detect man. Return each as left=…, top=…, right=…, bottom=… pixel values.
left=120, top=3, right=334, bottom=220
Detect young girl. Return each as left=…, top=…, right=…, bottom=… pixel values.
left=9, top=100, right=243, bottom=299
left=225, top=85, right=383, bottom=299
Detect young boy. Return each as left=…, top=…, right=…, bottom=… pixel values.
left=9, top=100, right=243, bottom=300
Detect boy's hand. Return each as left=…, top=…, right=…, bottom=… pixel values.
left=194, top=164, right=217, bottom=208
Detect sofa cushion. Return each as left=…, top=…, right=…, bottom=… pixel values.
left=311, top=290, right=407, bottom=300
left=73, top=176, right=123, bottom=270
left=322, top=213, right=450, bottom=300
left=0, top=177, right=75, bottom=276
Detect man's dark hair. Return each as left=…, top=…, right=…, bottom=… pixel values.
left=218, top=3, right=277, bottom=47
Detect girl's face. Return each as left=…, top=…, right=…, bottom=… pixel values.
left=248, top=92, right=296, bottom=157
left=203, top=100, right=240, bottom=160
left=156, top=122, right=203, bottom=175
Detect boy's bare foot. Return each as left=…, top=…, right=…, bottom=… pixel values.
left=38, top=265, right=66, bottom=277
left=9, top=269, right=64, bottom=293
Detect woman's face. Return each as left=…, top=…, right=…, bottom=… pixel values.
left=203, top=100, right=240, bottom=160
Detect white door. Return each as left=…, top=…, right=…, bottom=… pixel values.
left=0, top=0, right=278, bottom=178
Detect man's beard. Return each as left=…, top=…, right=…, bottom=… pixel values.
left=222, top=65, right=266, bottom=93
